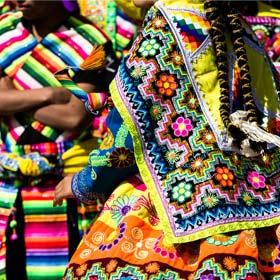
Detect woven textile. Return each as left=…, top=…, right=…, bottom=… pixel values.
left=110, top=0, right=280, bottom=243
left=0, top=11, right=109, bottom=279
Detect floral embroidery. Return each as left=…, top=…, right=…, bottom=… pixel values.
left=171, top=116, right=192, bottom=137
left=201, top=130, right=215, bottom=145
left=106, top=259, right=118, bottom=273
left=138, top=39, right=160, bottom=57
left=247, top=171, right=266, bottom=189
left=137, top=193, right=159, bottom=226
left=171, top=182, right=193, bottom=204
left=156, top=74, right=178, bottom=97
left=190, top=156, right=205, bottom=173
left=165, top=149, right=181, bottom=165
left=131, top=65, right=146, bottom=79
left=202, top=192, right=219, bottom=208
left=111, top=195, right=139, bottom=224
left=151, top=16, right=166, bottom=29
left=223, top=256, right=237, bottom=271
left=170, top=51, right=184, bottom=66
left=121, top=227, right=156, bottom=259
left=215, top=167, right=234, bottom=188
left=150, top=104, right=162, bottom=121
left=241, top=191, right=254, bottom=206
left=76, top=264, right=88, bottom=276
left=108, top=147, right=135, bottom=168
left=187, top=94, right=198, bottom=109
left=145, top=262, right=160, bottom=274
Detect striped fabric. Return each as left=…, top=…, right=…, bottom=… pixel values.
left=0, top=12, right=109, bottom=279
left=22, top=184, right=68, bottom=280
left=0, top=12, right=108, bottom=147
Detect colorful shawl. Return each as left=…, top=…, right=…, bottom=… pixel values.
left=0, top=11, right=109, bottom=278
left=110, top=0, right=280, bottom=244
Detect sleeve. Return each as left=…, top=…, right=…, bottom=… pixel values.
left=71, top=108, right=138, bottom=204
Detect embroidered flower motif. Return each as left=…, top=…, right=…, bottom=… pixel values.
left=260, top=153, right=271, bottom=167
left=241, top=191, right=254, bottom=206
left=170, top=51, right=184, bottom=66
left=247, top=171, right=266, bottom=189
left=76, top=264, right=88, bottom=277
left=145, top=262, right=160, bottom=274
left=165, top=149, right=181, bottom=165
left=156, top=74, right=178, bottom=97
left=111, top=195, right=139, bottom=224
left=223, top=256, right=237, bottom=271
left=190, top=156, right=204, bottom=173
left=150, top=104, right=162, bottom=121
left=201, top=274, right=214, bottom=280
left=202, top=192, right=219, bottom=208
left=215, top=167, right=234, bottom=188
left=185, top=94, right=197, bottom=109
left=171, top=182, right=193, bottom=204
left=108, top=147, right=135, bottom=168
left=121, top=227, right=156, bottom=259
left=131, top=65, right=146, bottom=79
left=151, top=16, right=166, bottom=29
left=201, top=130, right=215, bottom=145
left=106, top=259, right=118, bottom=273
left=138, top=39, right=160, bottom=57
left=137, top=194, right=159, bottom=226
left=171, top=116, right=192, bottom=137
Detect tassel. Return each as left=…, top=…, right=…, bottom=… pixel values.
left=80, top=45, right=106, bottom=71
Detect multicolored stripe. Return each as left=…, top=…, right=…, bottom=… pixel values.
left=22, top=185, right=68, bottom=280
left=0, top=12, right=109, bottom=148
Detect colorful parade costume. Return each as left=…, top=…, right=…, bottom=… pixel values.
left=78, top=0, right=144, bottom=58
left=245, top=2, right=280, bottom=74
left=65, top=0, right=280, bottom=279
left=0, top=10, right=111, bottom=279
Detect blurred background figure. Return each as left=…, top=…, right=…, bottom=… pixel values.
left=0, top=0, right=116, bottom=278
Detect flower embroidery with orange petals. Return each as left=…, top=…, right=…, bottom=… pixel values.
left=223, top=256, right=237, bottom=271
left=215, top=166, right=235, bottom=188
left=156, top=74, right=178, bottom=97
left=145, top=262, right=160, bottom=274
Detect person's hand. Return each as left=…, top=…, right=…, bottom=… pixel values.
left=53, top=175, right=75, bottom=207
left=50, top=87, right=71, bottom=104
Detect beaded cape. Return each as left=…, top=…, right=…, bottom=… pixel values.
left=110, top=0, right=280, bottom=243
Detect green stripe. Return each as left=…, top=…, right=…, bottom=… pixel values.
left=23, top=58, right=59, bottom=87
left=68, top=17, right=107, bottom=45
left=0, top=13, right=21, bottom=36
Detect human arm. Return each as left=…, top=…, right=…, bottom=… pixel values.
left=0, top=85, right=70, bottom=116
left=33, top=83, right=95, bottom=131
left=53, top=108, right=138, bottom=206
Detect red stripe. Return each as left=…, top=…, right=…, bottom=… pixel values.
left=55, top=32, right=88, bottom=59
left=31, top=49, right=59, bottom=73
left=0, top=29, right=30, bottom=52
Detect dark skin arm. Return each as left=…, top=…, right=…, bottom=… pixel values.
left=0, top=76, right=71, bottom=115
left=33, top=83, right=95, bottom=131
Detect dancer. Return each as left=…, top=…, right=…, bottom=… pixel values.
left=56, top=0, right=280, bottom=278
left=0, top=0, right=114, bottom=278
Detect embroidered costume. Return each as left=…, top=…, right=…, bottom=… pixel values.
left=65, top=0, right=280, bottom=279
left=0, top=10, right=110, bottom=279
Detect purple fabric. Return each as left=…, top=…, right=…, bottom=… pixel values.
left=62, top=0, right=79, bottom=13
